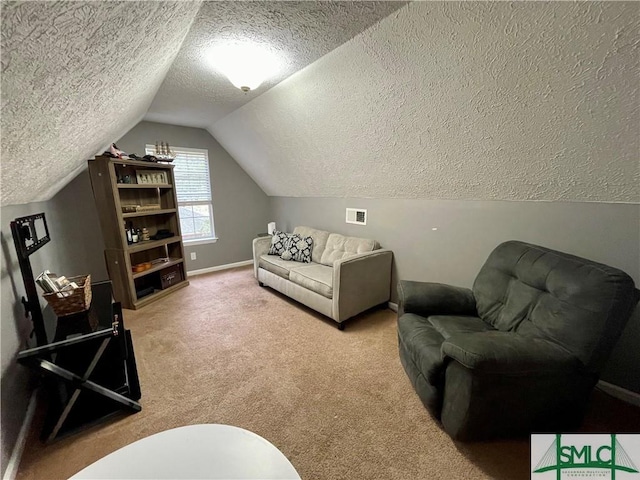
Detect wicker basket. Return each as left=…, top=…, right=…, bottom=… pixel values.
left=43, top=275, right=92, bottom=316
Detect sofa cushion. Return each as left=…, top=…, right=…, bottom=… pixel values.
left=428, top=315, right=495, bottom=340
left=259, top=254, right=299, bottom=280
left=281, top=234, right=313, bottom=263
left=319, top=233, right=377, bottom=266
left=293, top=226, right=330, bottom=263
left=268, top=231, right=290, bottom=256
left=289, top=264, right=333, bottom=299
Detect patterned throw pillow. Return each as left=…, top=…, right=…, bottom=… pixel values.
left=268, top=231, right=290, bottom=256
left=280, top=234, right=313, bottom=263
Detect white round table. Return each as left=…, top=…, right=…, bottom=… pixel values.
left=70, top=424, right=301, bottom=479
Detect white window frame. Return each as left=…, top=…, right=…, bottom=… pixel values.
left=145, top=145, right=217, bottom=245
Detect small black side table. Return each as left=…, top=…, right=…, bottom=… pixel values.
left=17, top=280, right=141, bottom=442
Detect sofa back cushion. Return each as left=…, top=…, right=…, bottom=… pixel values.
left=319, top=233, right=377, bottom=266
left=473, top=241, right=637, bottom=371
left=293, top=226, right=330, bottom=263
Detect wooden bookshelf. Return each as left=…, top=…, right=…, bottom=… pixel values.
left=88, top=156, right=189, bottom=309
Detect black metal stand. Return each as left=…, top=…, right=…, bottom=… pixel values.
left=16, top=281, right=142, bottom=442
left=11, top=213, right=142, bottom=442
left=17, top=311, right=141, bottom=442
left=10, top=213, right=50, bottom=347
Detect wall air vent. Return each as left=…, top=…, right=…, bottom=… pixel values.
left=346, top=208, right=367, bottom=225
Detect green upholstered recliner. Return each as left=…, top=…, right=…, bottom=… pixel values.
left=397, top=241, right=639, bottom=441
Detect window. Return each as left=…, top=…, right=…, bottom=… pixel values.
left=146, top=145, right=216, bottom=243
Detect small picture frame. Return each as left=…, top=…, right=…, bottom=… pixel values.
left=136, top=170, right=167, bottom=185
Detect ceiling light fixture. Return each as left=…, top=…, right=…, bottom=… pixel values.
left=208, top=43, right=281, bottom=93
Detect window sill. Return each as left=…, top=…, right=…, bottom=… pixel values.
left=184, top=237, right=218, bottom=246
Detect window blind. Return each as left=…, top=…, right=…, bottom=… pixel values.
left=172, top=148, right=211, bottom=203
left=145, top=145, right=216, bottom=242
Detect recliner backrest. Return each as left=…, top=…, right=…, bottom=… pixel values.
left=473, top=241, right=637, bottom=372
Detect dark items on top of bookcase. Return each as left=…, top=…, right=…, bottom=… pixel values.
left=102, top=142, right=174, bottom=163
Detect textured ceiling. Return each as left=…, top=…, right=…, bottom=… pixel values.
left=144, top=1, right=407, bottom=128
left=2, top=1, right=637, bottom=207
left=211, top=1, right=640, bottom=202
left=1, top=1, right=201, bottom=207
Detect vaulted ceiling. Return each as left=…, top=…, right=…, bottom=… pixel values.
left=211, top=1, right=639, bottom=203
left=1, top=1, right=201, bottom=206
left=1, top=1, right=638, bottom=207
left=0, top=1, right=405, bottom=207
left=145, top=1, right=406, bottom=128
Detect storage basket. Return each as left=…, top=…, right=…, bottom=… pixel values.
left=160, top=265, right=182, bottom=290
left=43, top=274, right=92, bottom=316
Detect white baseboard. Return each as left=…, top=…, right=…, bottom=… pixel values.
left=388, top=302, right=398, bottom=312
left=596, top=380, right=640, bottom=408
left=187, top=260, right=253, bottom=277
left=3, top=390, right=37, bottom=480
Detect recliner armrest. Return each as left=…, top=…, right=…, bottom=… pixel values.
left=397, top=281, right=477, bottom=318
left=442, top=332, right=582, bottom=375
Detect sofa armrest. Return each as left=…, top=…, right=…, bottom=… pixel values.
left=252, top=236, right=272, bottom=279
left=333, top=249, right=393, bottom=322
left=442, top=332, right=582, bottom=375
left=397, top=281, right=476, bottom=318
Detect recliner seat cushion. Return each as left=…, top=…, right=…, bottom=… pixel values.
left=289, top=264, right=333, bottom=299
left=319, top=233, right=377, bottom=266
left=427, top=315, right=495, bottom=340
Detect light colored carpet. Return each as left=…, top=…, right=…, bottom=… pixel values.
left=15, top=266, right=640, bottom=479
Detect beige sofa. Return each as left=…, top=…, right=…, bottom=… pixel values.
left=252, top=226, right=393, bottom=329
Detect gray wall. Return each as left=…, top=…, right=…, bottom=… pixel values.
left=0, top=172, right=106, bottom=477
left=1, top=202, right=48, bottom=477
left=116, top=121, right=271, bottom=271
left=44, top=171, right=109, bottom=281
left=1, top=122, right=269, bottom=473
left=270, top=196, right=640, bottom=393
